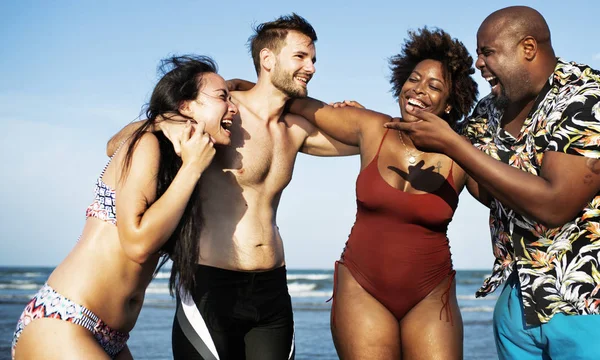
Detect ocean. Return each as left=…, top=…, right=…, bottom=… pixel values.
left=0, top=267, right=498, bottom=359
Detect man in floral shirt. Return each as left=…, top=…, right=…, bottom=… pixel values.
left=385, top=5, right=600, bottom=359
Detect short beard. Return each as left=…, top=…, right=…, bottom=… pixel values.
left=491, top=82, right=510, bottom=110
left=493, top=72, right=531, bottom=110
left=272, top=65, right=307, bottom=98
left=493, top=90, right=509, bottom=110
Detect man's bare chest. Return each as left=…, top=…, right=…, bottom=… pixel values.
left=217, top=123, right=300, bottom=187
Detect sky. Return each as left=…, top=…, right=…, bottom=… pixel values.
left=1, top=0, right=599, bottom=269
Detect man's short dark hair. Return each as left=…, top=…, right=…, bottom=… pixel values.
left=248, top=13, right=317, bottom=75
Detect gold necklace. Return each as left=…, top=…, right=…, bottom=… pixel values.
left=397, top=131, right=423, bottom=165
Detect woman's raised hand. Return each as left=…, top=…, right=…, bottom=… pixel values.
left=179, top=120, right=216, bottom=174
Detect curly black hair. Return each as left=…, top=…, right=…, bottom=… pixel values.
left=389, top=27, right=478, bottom=125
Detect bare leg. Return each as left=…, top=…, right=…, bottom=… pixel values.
left=331, top=263, right=401, bottom=360
left=14, top=318, right=111, bottom=360
left=400, top=276, right=463, bottom=360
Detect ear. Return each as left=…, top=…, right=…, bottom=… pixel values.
left=260, top=48, right=275, bottom=72
left=445, top=104, right=452, bottom=114
left=179, top=100, right=194, bottom=118
left=521, top=36, right=537, bottom=61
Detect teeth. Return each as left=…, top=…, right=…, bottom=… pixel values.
left=485, top=76, right=499, bottom=87
left=221, top=119, right=232, bottom=129
left=407, top=98, right=427, bottom=109
left=295, top=76, right=309, bottom=84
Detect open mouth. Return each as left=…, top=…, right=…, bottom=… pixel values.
left=407, top=98, right=428, bottom=110
left=220, top=119, right=233, bottom=133
left=294, top=74, right=311, bottom=87
left=485, top=76, right=499, bottom=89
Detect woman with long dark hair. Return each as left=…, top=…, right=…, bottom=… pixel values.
left=11, top=55, right=238, bottom=359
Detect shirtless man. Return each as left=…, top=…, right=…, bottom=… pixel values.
left=107, top=14, right=357, bottom=360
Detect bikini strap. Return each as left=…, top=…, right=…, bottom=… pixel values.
left=99, top=137, right=129, bottom=178
left=375, top=129, right=390, bottom=156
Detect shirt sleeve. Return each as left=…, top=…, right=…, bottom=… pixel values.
left=548, top=97, right=600, bottom=158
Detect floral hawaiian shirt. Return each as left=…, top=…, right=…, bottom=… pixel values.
left=463, top=58, right=600, bottom=325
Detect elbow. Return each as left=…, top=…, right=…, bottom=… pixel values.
left=122, top=243, right=152, bottom=264
left=522, top=191, right=581, bottom=229
left=120, top=233, right=155, bottom=264
left=534, top=210, right=578, bottom=229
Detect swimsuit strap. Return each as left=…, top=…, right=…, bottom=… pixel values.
left=375, top=129, right=390, bottom=156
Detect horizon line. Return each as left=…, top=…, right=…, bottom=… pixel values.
left=0, top=265, right=491, bottom=272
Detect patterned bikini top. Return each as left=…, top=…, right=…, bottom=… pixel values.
left=85, top=143, right=124, bottom=225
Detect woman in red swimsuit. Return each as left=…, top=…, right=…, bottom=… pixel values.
left=288, top=28, right=480, bottom=359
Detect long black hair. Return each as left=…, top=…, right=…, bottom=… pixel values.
left=121, top=55, right=218, bottom=296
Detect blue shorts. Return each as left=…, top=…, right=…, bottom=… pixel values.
left=493, top=272, right=600, bottom=359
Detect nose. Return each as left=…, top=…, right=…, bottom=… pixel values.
left=412, top=80, right=426, bottom=94
left=304, top=60, right=315, bottom=75
left=475, top=55, right=485, bottom=70
left=228, top=99, right=238, bottom=115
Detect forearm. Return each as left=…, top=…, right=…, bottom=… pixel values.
left=465, top=175, right=491, bottom=208
left=288, top=98, right=362, bottom=146
left=288, top=96, right=326, bottom=119
left=446, top=134, right=557, bottom=225
left=301, top=140, right=360, bottom=157
left=120, top=164, right=201, bottom=262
